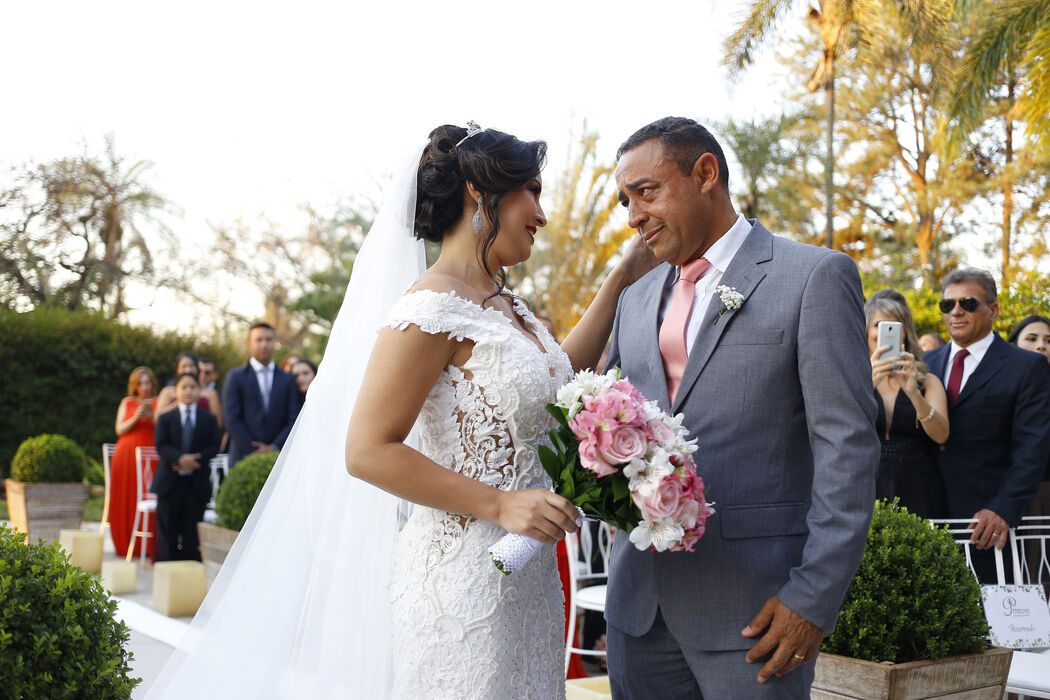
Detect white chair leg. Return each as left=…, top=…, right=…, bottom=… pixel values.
left=126, top=509, right=141, bottom=563
left=565, top=605, right=578, bottom=674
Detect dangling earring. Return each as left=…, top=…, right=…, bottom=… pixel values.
left=472, top=195, right=483, bottom=234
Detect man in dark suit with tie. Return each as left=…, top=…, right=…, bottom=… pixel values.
left=925, top=268, right=1050, bottom=581
left=223, top=322, right=302, bottom=468
left=154, top=372, right=222, bottom=561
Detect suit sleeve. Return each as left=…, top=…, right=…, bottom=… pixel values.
left=223, top=370, right=253, bottom=451
left=989, top=356, right=1050, bottom=524
left=272, top=375, right=301, bottom=449
left=605, top=286, right=629, bottom=374
left=155, top=413, right=182, bottom=465
left=776, top=252, right=879, bottom=633
left=198, top=413, right=222, bottom=465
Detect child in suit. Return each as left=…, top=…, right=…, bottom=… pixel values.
left=153, top=372, right=221, bottom=561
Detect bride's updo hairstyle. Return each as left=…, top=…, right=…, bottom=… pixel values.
left=416, top=124, right=547, bottom=296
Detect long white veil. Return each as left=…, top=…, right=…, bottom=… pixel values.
left=146, top=144, right=426, bottom=698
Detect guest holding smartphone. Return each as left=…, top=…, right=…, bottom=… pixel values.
left=866, top=291, right=949, bottom=517
left=110, top=366, right=158, bottom=558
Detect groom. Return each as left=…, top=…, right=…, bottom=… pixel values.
left=604, top=117, right=879, bottom=698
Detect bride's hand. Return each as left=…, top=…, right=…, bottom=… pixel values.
left=494, top=489, right=578, bottom=545
left=614, top=234, right=660, bottom=286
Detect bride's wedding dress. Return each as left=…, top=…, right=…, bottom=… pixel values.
left=386, top=289, right=571, bottom=699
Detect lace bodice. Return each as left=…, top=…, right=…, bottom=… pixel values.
left=384, top=289, right=572, bottom=699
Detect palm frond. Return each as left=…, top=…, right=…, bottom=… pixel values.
left=722, top=0, right=795, bottom=79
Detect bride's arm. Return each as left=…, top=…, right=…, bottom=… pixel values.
left=345, top=325, right=578, bottom=544
left=560, top=235, right=658, bottom=371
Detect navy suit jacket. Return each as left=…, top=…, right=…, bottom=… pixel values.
left=223, top=363, right=301, bottom=467
left=926, top=334, right=1050, bottom=525
left=152, top=407, right=221, bottom=501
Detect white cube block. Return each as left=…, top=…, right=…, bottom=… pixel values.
left=58, top=529, right=104, bottom=573
left=100, top=560, right=138, bottom=594
left=153, top=561, right=207, bottom=617
left=566, top=676, right=612, bottom=700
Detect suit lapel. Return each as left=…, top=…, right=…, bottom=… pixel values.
left=953, top=335, right=1007, bottom=406
left=639, top=265, right=675, bottom=406
left=927, top=346, right=949, bottom=383
left=672, top=224, right=772, bottom=413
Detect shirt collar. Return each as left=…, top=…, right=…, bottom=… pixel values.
left=180, top=402, right=195, bottom=419
left=949, top=331, right=995, bottom=365
left=691, top=213, right=751, bottom=276
left=249, top=357, right=275, bottom=373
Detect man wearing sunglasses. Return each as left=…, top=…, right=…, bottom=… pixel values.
left=924, top=268, right=1050, bottom=582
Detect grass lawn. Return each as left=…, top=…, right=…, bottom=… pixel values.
left=0, top=496, right=104, bottom=522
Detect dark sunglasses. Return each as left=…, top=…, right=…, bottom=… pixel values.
left=938, top=297, right=981, bottom=313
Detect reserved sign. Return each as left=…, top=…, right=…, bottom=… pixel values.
left=981, top=585, right=1050, bottom=649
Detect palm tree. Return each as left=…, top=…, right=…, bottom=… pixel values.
left=723, top=0, right=954, bottom=250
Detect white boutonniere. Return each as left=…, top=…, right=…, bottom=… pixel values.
left=712, top=285, right=744, bottom=326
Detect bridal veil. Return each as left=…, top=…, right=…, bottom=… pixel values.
left=145, top=144, right=426, bottom=698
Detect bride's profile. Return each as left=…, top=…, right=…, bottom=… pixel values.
left=145, top=123, right=652, bottom=699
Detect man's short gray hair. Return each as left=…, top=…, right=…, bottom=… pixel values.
left=941, top=268, right=998, bottom=304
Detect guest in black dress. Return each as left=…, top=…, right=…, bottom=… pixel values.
left=866, top=291, right=951, bottom=517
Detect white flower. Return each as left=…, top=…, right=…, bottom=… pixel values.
left=712, top=285, right=745, bottom=326
left=555, top=382, right=585, bottom=417
left=629, top=518, right=685, bottom=551
left=623, top=457, right=649, bottom=481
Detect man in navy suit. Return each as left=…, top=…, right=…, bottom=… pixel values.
left=925, top=268, right=1050, bottom=581
left=154, top=372, right=222, bottom=561
left=223, top=322, right=302, bottom=468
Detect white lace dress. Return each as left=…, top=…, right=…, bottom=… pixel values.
left=385, top=290, right=572, bottom=700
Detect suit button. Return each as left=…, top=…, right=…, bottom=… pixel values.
left=939, top=445, right=946, bottom=452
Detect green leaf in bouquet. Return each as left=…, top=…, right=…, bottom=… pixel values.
left=545, top=403, right=571, bottom=428
left=610, top=473, right=630, bottom=501
left=538, top=445, right=562, bottom=482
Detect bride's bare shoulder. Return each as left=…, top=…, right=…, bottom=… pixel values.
left=406, top=271, right=482, bottom=305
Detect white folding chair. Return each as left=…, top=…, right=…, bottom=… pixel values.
left=203, top=454, right=229, bottom=524
left=565, top=520, right=614, bottom=674
left=99, top=443, right=116, bottom=535
left=1009, top=515, right=1050, bottom=587
left=126, top=446, right=159, bottom=564
left=927, top=518, right=1007, bottom=584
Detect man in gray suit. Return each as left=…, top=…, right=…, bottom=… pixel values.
left=605, top=117, right=879, bottom=698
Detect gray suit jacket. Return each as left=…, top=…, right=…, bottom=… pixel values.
left=604, top=221, right=879, bottom=650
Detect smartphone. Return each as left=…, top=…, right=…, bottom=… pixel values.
left=877, top=321, right=903, bottom=360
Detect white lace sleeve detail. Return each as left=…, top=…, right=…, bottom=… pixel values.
left=385, top=289, right=512, bottom=345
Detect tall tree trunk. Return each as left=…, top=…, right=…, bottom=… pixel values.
left=825, top=49, right=835, bottom=250
left=1001, top=72, right=1015, bottom=287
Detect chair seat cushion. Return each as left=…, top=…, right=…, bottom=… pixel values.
left=576, top=584, right=607, bottom=611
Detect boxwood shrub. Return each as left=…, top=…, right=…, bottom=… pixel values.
left=10, top=434, right=87, bottom=483
left=822, top=500, right=990, bottom=662
left=0, top=523, right=139, bottom=697
left=215, top=452, right=279, bottom=531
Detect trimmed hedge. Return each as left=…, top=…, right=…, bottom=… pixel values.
left=215, top=451, right=279, bottom=531
left=0, top=307, right=242, bottom=480
left=0, top=523, right=139, bottom=697
left=10, top=434, right=87, bottom=483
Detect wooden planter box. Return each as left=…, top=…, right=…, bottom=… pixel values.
left=197, top=521, right=238, bottom=585
left=812, top=647, right=1013, bottom=699
left=4, top=479, right=90, bottom=545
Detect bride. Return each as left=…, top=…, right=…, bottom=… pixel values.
left=145, top=123, right=653, bottom=699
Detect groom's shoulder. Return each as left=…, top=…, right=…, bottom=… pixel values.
left=624, top=262, right=671, bottom=299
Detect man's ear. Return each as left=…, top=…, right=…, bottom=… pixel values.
left=691, top=153, right=721, bottom=193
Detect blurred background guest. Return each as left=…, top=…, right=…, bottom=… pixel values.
left=154, top=351, right=223, bottom=428
left=291, top=359, right=317, bottom=404
left=1008, top=315, right=1050, bottom=364
left=198, top=357, right=221, bottom=391
left=919, top=333, right=946, bottom=353
left=110, top=366, right=157, bottom=558
left=279, top=353, right=302, bottom=374
left=866, top=292, right=950, bottom=517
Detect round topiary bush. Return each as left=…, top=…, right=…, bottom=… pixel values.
left=822, top=500, right=990, bottom=663
left=0, top=523, right=139, bottom=697
left=10, top=434, right=88, bottom=483
left=215, top=452, right=279, bottom=531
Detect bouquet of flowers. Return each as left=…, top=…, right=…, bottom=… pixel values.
left=489, top=369, right=713, bottom=574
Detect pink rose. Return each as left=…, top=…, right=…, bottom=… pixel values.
left=636, top=474, right=682, bottom=521
left=673, top=498, right=701, bottom=529
left=600, top=425, right=647, bottom=464
left=579, top=440, right=617, bottom=477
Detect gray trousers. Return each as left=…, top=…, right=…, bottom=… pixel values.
left=607, top=609, right=815, bottom=700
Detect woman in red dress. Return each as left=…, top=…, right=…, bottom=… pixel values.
left=109, top=366, right=157, bottom=558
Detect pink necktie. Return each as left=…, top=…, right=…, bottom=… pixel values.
left=660, top=257, right=711, bottom=402
left=947, top=348, right=969, bottom=402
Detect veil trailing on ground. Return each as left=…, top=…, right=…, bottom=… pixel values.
left=146, top=144, right=426, bottom=698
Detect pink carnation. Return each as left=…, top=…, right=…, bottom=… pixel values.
left=600, top=425, right=648, bottom=463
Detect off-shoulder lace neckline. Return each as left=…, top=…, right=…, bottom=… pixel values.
left=403, top=288, right=548, bottom=356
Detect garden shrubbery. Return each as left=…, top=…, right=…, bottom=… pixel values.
left=215, top=451, right=279, bottom=531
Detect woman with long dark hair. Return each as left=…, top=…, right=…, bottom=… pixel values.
left=147, top=124, right=654, bottom=698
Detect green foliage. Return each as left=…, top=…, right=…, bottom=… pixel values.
left=996, top=268, right=1050, bottom=334
left=0, top=523, right=139, bottom=697
left=10, top=434, right=87, bottom=483
left=215, top=452, right=279, bottom=531
left=822, top=501, right=989, bottom=663
left=0, top=306, right=241, bottom=479
left=84, top=456, right=105, bottom=486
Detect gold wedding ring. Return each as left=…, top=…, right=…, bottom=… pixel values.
left=793, top=653, right=806, bottom=661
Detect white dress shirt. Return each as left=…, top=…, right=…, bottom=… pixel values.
left=249, top=357, right=275, bottom=407
left=660, top=214, right=753, bottom=354
left=946, top=331, right=995, bottom=394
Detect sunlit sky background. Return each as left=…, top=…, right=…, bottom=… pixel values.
left=3, top=0, right=813, bottom=331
